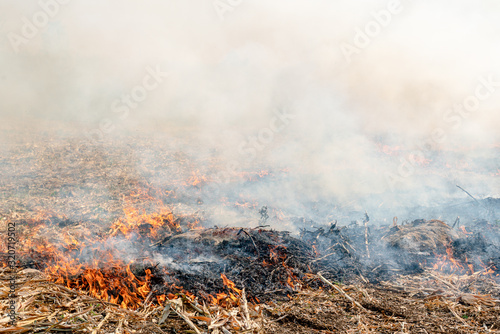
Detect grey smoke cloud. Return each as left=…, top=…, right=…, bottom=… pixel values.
left=0, top=0, right=499, bottom=224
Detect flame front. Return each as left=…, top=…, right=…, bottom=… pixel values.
left=6, top=190, right=202, bottom=310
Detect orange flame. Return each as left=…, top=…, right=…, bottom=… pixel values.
left=459, top=226, right=472, bottom=235
left=3, top=193, right=202, bottom=310
left=209, top=274, right=242, bottom=307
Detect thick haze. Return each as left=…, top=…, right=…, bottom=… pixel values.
left=1, top=0, right=499, bottom=226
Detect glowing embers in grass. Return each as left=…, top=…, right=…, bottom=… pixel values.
left=185, top=169, right=207, bottom=187
left=206, top=247, right=302, bottom=308
left=233, top=200, right=259, bottom=210
left=268, top=245, right=286, bottom=264
left=459, top=226, right=473, bottom=235
left=263, top=245, right=302, bottom=290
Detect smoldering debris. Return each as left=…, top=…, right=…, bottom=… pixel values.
left=10, top=212, right=500, bottom=304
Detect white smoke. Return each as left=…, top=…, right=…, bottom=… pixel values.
left=0, top=0, right=499, bottom=227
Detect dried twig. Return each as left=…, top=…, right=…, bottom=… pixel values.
left=363, top=212, right=370, bottom=258
left=170, top=302, right=202, bottom=334
left=317, top=273, right=365, bottom=310
left=456, top=185, right=480, bottom=205
left=92, top=312, right=111, bottom=334
left=237, top=229, right=260, bottom=258
left=446, top=302, right=470, bottom=327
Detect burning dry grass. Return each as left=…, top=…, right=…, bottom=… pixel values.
left=0, top=268, right=266, bottom=333
left=2, top=210, right=500, bottom=333
left=2, top=133, right=500, bottom=332
left=2, top=267, right=499, bottom=333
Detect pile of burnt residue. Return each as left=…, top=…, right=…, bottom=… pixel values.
left=151, top=227, right=318, bottom=301
left=151, top=218, right=500, bottom=301
left=451, top=220, right=500, bottom=272
left=16, top=216, right=500, bottom=305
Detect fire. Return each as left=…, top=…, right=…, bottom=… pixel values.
left=4, top=191, right=203, bottom=310
left=312, top=245, right=319, bottom=257
left=41, top=246, right=157, bottom=309
left=273, top=208, right=286, bottom=221
left=110, top=207, right=183, bottom=238
left=433, top=245, right=497, bottom=277
left=221, top=273, right=242, bottom=295
left=110, top=187, right=201, bottom=239
left=234, top=200, right=259, bottom=209
left=433, top=246, right=465, bottom=273
left=185, top=170, right=207, bottom=187
left=268, top=245, right=287, bottom=264
left=156, top=294, right=167, bottom=305
left=459, top=226, right=472, bottom=235
left=282, top=262, right=301, bottom=291
left=209, top=274, right=243, bottom=307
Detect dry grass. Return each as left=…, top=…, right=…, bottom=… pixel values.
left=2, top=268, right=499, bottom=333
left=1, top=128, right=500, bottom=333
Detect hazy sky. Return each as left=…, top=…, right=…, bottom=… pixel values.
left=1, top=0, right=499, bottom=217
